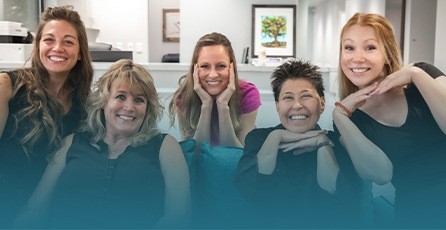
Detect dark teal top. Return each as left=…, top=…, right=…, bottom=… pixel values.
left=340, top=62, right=446, bottom=227
left=0, top=71, right=83, bottom=227
left=235, top=124, right=372, bottom=228
left=49, top=132, right=167, bottom=228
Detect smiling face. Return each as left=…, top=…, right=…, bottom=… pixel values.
left=341, top=24, right=387, bottom=89
left=39, top=20, right=80, bottom=79
left=104, top=79, right=147, bottom=139
left=196, top=45, right=230, bottom=96
left=276, top=79, right=325, bottom=133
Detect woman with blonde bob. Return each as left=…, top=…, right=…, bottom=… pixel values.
left=169, top=32, right=260, bottom=148
left=333, top=13, right=446, bottom=227
left=16, top=59, right=190, bottom=228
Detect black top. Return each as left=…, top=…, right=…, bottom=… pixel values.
left=49, top=132, right=167, bottom=228
left=234, top=124, right=372, bottom=228
left=0, top=71, right=83, bottom=227
left=337, top=62, right=446, bottom=227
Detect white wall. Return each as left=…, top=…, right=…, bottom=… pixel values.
left=405, top=0, right=436, bottom=65
left=179, top=0, right=299, bottom=64
left=148, top=0, right=180, bottom=62
left=310, top=0, right=386, bottom=68
left=435, top=0, right=446, bottom=72
left=44, top=0, right=149, bottom=63
left=41, top=0, right=445, bottom=72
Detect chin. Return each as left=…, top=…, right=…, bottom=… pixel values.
left=286, top=126, right=307, bottom=134
left=206, top=90, right=223, bottom=96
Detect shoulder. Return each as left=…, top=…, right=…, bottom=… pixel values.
left=246, top=125, right=283, bottom=144
left=161, top=134, right=179, bottom=147
left=158, top=134, right=180, bottom=151
left=239, top=80, right=261, bottom=113
left=412, top=62, right=445, bottom=79
left=159, top=135, right=183, bottom=163
left=0, top=72, right=13, bottom=100
left=0, top=72, right=13, bottom=88
left=239, top=80, right=260, bottom=95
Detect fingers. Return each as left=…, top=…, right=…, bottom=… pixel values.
left=279, top=135, right=321, bottom=152
left=341, top=82, right=378, bottom=111
left=193, top=64, right=200, bottom=88
left=372, top=67, right=412, bottom=95
left=293, top=147, right=318, bottom=156
left=280, top=130, right=326, bottom=143
left=229, top=63, right=235, bottom=86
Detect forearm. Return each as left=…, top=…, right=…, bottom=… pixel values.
left=0, top=108, right=8, bottom=138
left=411, top=66, right=446, bottom=133
left=317, top=145, right=339, bottom=194
left=333, top=109, right=393, bottom=184
left=192, top=103, right=213, bottom=147
left=256, top=131, right=281, bottom=175
left=217, top=103, right=243, bottom=147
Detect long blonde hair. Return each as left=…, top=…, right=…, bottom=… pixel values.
left=168, top=32, right=242, bottom=139
left=80, top=59, right=163, bottom=150
left=338, top=13, right=402, bottom=100
left=12, top=5, right=93, bottom=155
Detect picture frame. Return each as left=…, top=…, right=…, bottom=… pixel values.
left=251, top=5, right=296, bottom=58
left=163, top=9, right=180, bottom=42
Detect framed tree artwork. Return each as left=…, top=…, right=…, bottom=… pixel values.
left=251, top=5, right=296, bottom=58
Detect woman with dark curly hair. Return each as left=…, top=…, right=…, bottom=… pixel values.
left=0, top=6, right=93, bottom=227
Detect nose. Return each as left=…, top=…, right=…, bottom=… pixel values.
left=352, top=49, right=365, bottom=63
left=52, top=41, right=64, bottom=52
left=208, top=67, right=218, bottom=78
left=292, top=100, right=303, bottom=109
left=124, top=100, right=135, bottom=111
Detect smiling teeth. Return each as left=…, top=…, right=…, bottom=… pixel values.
left=207, top=81, right=219, bottom=86
left=49, top=56, right=66, bottom=62
left=290, top=115, right=308, bottom=120
left=352, top=68, right=368, bottom=73
left=118, top=115, right=134, bottom=121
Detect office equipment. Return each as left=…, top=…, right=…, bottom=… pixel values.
left=241, top=47, right=249, bottom=64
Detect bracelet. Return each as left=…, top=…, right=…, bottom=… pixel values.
left=318, top=140, right=335, bottom=148
left=335, top=102, right=352, bottom=117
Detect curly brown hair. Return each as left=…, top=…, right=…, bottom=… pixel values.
left=12, top=5, right=93, bottom=155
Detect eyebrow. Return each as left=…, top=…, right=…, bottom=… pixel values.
left=342, top=37, right=378, bottom=43
left=42, top=33, right=77, bottom=40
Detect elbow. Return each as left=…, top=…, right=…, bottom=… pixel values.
left=373, top=172, right=392, bottom=185
left=364, top=166, right=393, bottom=185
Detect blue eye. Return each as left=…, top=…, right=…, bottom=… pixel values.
left=135, top=97, right=145, bottom=103
left=116, top=94, right=125, bottom=100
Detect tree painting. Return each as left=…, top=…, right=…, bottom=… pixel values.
left=260, top=16, right=287, bottom=48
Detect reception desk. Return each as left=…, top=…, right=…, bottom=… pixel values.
left=0, top=62, right=338, bottom=139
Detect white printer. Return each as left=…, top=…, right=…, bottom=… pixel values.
left=0, top=21, right=33, bottom=63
